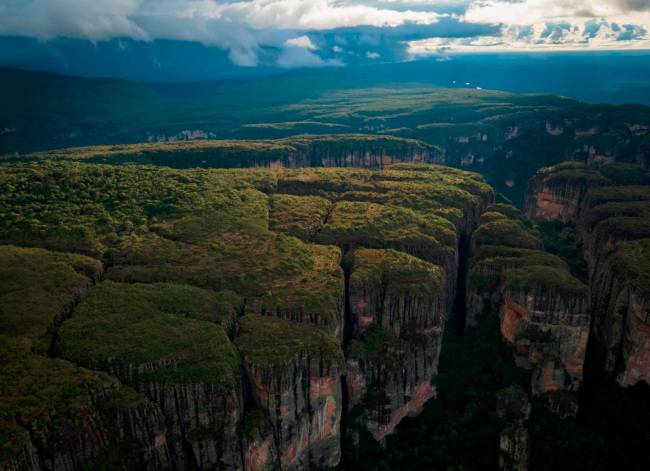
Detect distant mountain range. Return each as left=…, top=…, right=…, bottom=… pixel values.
left=2, top=65, right=649, bottom=204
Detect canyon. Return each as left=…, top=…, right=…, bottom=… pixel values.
left=1, top=161, right=494, bottom=470
left=1, top=130, right=649, bottom=470
left=525, top=161, right=650, bottom=388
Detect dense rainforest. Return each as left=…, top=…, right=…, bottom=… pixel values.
left=2, top=67, right=650, bottom=205
left=1, top=69, right=650, bottom=471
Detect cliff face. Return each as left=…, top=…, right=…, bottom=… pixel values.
left=3, top=359, right=172, bottom=471
left=241, top=410, right=278, bottom=471
left=525, top=162, right=650, bottom=387
left=619, top=288, right=650, bottom=386
left=0, top=247, right=171, bottom=471
left=142, top=382, right=242, bottom=469
left=236, top=316, right=343, bottom=470
left=466, top=205, right=589, bottom=397
left=590, top=240, right=650, bottom=386
left=346, top=248, right=445, bottom=440
left=524, top=162, right=607, bottom=223
left=500, top=278, right=589, bottom=394
left=56, top=281, right=245, bottom=470
left=0, top=162, right=494, bottom=469
left=14, top=135, right=444, bottom=171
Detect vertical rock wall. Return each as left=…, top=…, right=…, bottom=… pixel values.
left=466, top=205, right=590, bottom=396
left=0, top=163, right=494, bottom=470
left=525, top=161, right=650, bottom=387
left=236, top=315, right=343, bottom=470
left=346, top=248, right=445, bottom=440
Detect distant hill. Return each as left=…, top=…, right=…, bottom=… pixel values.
left=1, top=67, right=649, bottom=203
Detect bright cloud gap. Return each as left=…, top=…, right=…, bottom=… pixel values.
left=0, top=0, right=648, bottom=68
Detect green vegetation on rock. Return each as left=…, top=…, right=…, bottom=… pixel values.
left=316, top=201, right=457, bottom=262
left=269, top=193, right=332, bottom=240
left=58, top=281, right=241, bottom=385
left=0, top=353, right=149, bottom=464
left=472, top=219, right=541, bottom=251
left=235, top=315, right=342, bottom=367
left=0, top=245, right=101, bottom=354
left=348, top=325, right=408, bottom=365
left=348, top=248, right=444, bottom=298
left=504, top=265, right=588, bottom=296
left=609, top=239, right=650, bottom=300
left=484, top=203, right=524, bottom=220
left=0, top=162, right=269, bottom=255
left=3, top=134, right=438, bottom=170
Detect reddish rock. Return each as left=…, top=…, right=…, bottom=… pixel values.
left=500, top=285, right=590, bottom=395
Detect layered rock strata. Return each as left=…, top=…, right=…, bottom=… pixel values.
left=236, top=316, right=343, bottom=470
left=525, top=161, right=650, bottom=387
left=466, top=204, right=590, bottom=395
left=345, top=248, right=445, bottom=440
left=14, top=134, right=443, bottom=170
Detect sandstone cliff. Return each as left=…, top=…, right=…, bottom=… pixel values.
left=14, top=135, right=443, bottom=170
left=236, top=316, right=343, bottom=470
left=0, top=162, right=493, bottom=469
left=0, top=247, right=171, bottom=470
left=466, top=205, right=589, bottom=396
left=525, top=162, right=650, bottom=387
left=345, top=248, right=445, bottom=440
left=501, top=268, right=589, bottom=394
left=524, top=162, right=607, bottom=223
left=56, top=281, right=244, bottom=470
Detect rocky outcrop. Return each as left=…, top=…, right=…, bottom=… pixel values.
left=525, top=162, right=650, bottom=387
left=466, top=205, right=590, bottom=397
left=249, top=135, right=443, bottom=169
left=241, top=409, right=279, bottom=471
left=0, top=247, right=171, bottom=471
left=16, top=135, right=443, bottom=170
left=590, top=240, right=650, bottom=386
left=347, top=331, right=438, bottom=441
left=500, top=271, right=589, bottom=394
left=465, top=246, right=567, bottom=327
left=524, top=162, right=607, bottom=223
left=0, top=354, right=172, bottom=471
left=142, top=382, right=242, bottom=470
left=56, top=281, right=245, bottom=470
left=236, top=315, right=343, bottom=470
left=0, top=162, right=495, bottom=469
left=345, top=248, right=445, bottom=439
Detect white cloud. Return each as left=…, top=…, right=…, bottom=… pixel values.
left=0, top=0, right=443, bottom=66
left=0, top=0, right=648, bottom=69
left=403, top=0, right=650, bottom=56
left=366, top=51, right=381, bottom=58
left=213, top=0, right=440, bottom=29
left=285, top=35, right=318, bottom=50
left=408, top=18, right=650, bottom=55
left=464, top=0, right=650, bottom=29
left=0, top=0, right=146, bottom=41
left=0, top=0, right=442, bottom=40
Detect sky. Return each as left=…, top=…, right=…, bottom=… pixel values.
left=1, top=0, right=649, bottom=75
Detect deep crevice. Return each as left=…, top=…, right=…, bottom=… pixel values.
left=339, top=253, right=353, bottom=444
left=342, top=255, right=354, bottom=349
left=452, top=233, right=471, bottom=335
